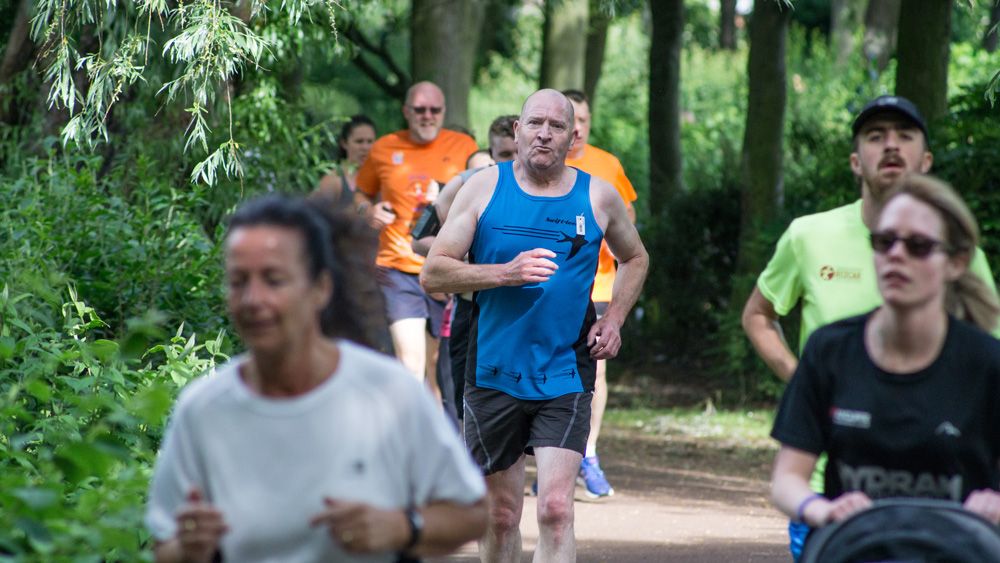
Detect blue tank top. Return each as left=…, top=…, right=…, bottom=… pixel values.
left=467, top=161, right=602, bottom=400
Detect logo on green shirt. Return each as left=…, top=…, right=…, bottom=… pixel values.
left=819, top=265, right=861, bottom=281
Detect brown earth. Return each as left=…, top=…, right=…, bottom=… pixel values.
left=431, top=373, right=792, bottom=562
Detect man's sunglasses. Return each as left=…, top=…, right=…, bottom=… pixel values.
left=409, top=106, right=443, bottom=115
left=870, top=231, right=950, bottom=259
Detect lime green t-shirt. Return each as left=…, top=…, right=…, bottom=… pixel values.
left=758, top=199, right=999, bottom=352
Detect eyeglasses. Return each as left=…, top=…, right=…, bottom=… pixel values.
left=870, top=231, right=949, bottom=258
left=409, top=106, right=443, bottom=115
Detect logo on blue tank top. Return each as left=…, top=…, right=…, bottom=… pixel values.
left=490, top=225, right=589, bottom=259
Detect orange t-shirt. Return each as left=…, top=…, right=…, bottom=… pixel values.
left=566, top=144, right=637, bottom=303
left=356, top=129, right=478, bottom=273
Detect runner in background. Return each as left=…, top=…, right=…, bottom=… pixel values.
left=562, top=89, right=638, bottom=498
left=356, top=81, right=477, bottom=402
left=314, top=115, right=376, bottom=207
left=412, top=115, right=518, bottom=422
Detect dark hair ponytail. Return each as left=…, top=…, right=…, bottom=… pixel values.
left=226, top=194, right=386, bottom=348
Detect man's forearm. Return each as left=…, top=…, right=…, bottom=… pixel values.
left=603, top=252, right=649, bottom=327
left=743, top=315, right=797, bottom=381
left=421, top=256, right=506, bottom=294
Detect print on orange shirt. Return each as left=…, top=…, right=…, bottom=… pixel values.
left=357, top=129, right=478, bottom=274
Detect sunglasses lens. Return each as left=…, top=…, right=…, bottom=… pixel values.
left=904, top=237, right=936, bottom=258
left=871, top=232, right=942, bottom=258
left=411, top=106, right=442, bottom=115
left=871, top=233, right=895, bottom=253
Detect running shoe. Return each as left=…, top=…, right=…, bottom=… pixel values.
left=530, top=479, right=538, bottom=496
left=578, top=455, right=614, bottom=498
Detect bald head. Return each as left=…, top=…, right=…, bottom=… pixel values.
left=521, top=89, right=574, bottom=125
left=403, top=81, right=446, bottom=144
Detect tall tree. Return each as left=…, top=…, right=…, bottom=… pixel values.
left=411, top=0, right=488, bottom=130
left=539, top=0, right=588, bottom=90
left=720, top=0, right=738, bottom=50
left=862, top=0, right=900, bottom=74
left=734, top=0, right=790, bottom=280
left=583, top=0, right=610, bottom=107
left=896, top=0, right=953, bottom=122
left=830, top=0, right=865, bottom=67
left=0, top=0, right=35, bottom=125
left=648, top=0, right=684, bottom=215
left=984, top=0, right=1000, bottom=53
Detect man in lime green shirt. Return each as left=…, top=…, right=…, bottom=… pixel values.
left=743, top=95, right=998, bottom=380
left=741, top=95, right=999, bottom=561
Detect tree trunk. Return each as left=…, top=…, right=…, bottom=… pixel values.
left=1, top=0, right=36, bottom=125
left=648, top=0, right=684, bottom=216
left=830, top=0, right=864, bottom=67
left=896, top=0, right=952, bottom=122
left=984, top=0, right=1000, bottom=53
left=411, top=0, right=488, bottom=130
left=583, top=0, right=610, bottom=108
left=734, top=0, right=790, bottom=279
left=863, top=0, right=900, bottom=74
left=720, top=0, right=738, bottom=50
left=539, top=0, right=588, bottom=91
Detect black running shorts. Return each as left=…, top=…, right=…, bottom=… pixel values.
left=463, top=383, right=592, bottom=475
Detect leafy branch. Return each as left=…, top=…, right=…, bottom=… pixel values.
left=29, top=0, right=344, bottom=186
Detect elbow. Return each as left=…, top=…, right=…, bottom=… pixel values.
left=419, top=264, right=439, bottom=294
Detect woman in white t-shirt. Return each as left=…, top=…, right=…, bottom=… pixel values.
left=145, top=195, right=486, bottom=562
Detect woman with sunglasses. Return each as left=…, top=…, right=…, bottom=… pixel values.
left=769, top=174, right=1000, bottom=552
left=145, top=195, right=486, bottom=562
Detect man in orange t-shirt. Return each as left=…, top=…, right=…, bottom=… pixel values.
left=356, top=81, right=477, bottom=394
left=563, top=89, right=637, bottom=498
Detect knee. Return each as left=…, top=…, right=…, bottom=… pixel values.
left=488, top=502, right=521, bottom=534
left=537, top=493, right=574, bottom=530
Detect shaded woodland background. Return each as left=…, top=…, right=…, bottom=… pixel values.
left=2, top=0, right=1000, bottom=557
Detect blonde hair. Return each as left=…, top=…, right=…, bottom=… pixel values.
left=878, top=174, right=1000, bottom=332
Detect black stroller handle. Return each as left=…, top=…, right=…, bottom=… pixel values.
left=800, top=497, right=1000, bottom=563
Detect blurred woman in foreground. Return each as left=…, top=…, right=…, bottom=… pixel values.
left=146, top=194, right=486, bottom=562
left=770, top=174, right=1000, bottom=552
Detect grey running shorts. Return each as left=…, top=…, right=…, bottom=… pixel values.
left=377, top=267, right=447, bottom=337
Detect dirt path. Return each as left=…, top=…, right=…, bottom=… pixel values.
left=432, top=402, right=790, bottom=562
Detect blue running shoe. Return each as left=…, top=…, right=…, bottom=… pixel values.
left=578, top=456, right=614, bottom=498
left=530, top=479, right=538, bottom=496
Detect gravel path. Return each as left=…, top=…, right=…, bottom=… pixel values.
left=432, top=420, right=790, bottom=562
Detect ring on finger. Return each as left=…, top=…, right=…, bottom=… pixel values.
left=341, top=531, right=354, bottom=543
left=184, top=518, right=197, bottom=532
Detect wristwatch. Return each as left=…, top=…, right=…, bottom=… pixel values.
left=404, top=507, right=423, bottom=551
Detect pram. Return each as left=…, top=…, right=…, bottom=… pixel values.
left=800, top=498, right=1000, bottom=563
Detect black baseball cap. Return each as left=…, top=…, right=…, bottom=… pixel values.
left=851, top=95, right=929, bottom=140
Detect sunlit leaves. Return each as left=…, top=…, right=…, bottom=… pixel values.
left=29, top=0, right=343, bottom=185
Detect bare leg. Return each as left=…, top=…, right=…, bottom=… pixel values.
left=533, top=447, right=581, bottom=562
left=586, top=359, right=608, bottom=457
left=389, top=318, right=427, bottom=380
left=424, top=329, right=442, bottom=404
left=480, top=455, right=526, bottom=563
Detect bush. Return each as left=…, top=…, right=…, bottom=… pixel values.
left=0, top=284, right=227, bottom=559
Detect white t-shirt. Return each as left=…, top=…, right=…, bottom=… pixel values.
left=145, top=340, right=485, bottom=562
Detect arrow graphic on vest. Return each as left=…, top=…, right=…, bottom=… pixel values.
left=493, top=226, right=589, bottom=259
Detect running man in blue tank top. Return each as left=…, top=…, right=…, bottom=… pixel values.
left=421, top=89, right=648, bottom=563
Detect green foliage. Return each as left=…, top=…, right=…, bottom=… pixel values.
left=0, top=283, right=227, bottom=559
left=28, top=0, right=346, bottom=185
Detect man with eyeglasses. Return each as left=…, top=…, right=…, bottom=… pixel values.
left=356, top=81, right=478, bottom=397
left=742, top=95, right=1000, bottom=561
